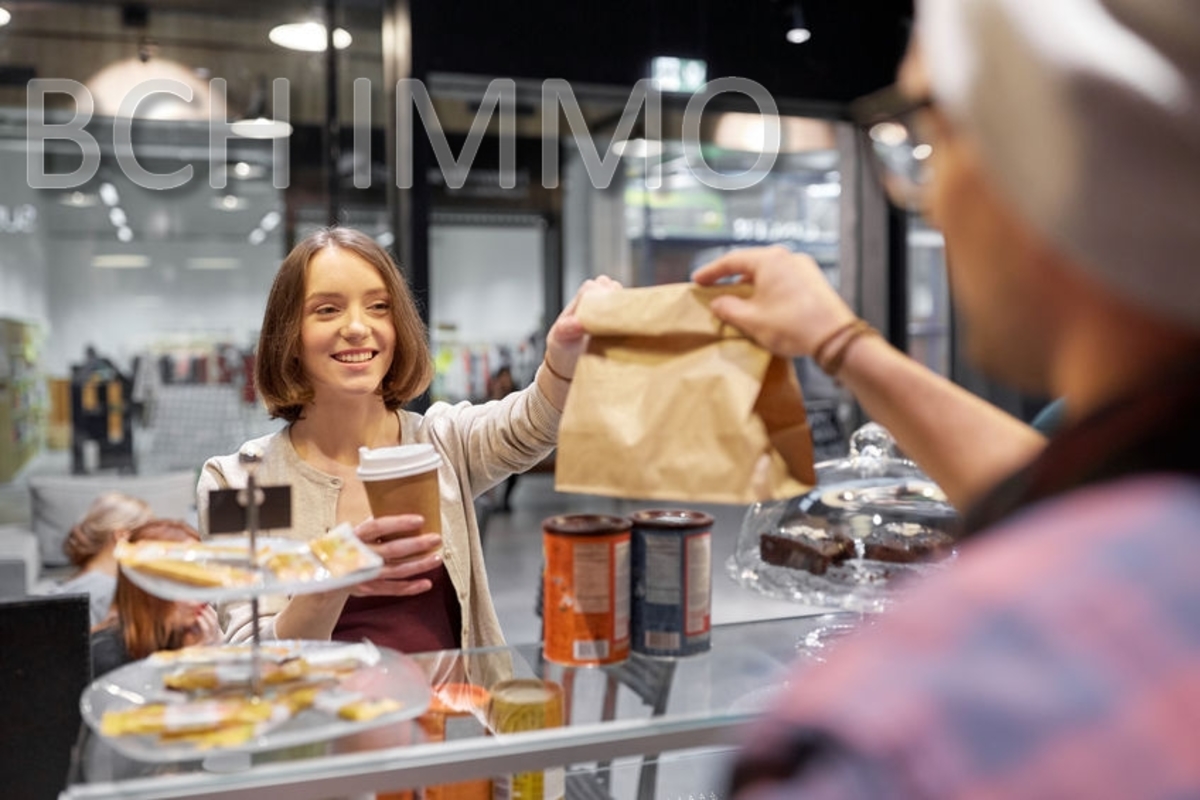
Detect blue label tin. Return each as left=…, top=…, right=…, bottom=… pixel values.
left=630, top=509, right=714, bottom=657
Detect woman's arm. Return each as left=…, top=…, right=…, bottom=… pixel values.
left=535, top=275, right=623, bottom=412
left=425, top=275, right=623, bottom=496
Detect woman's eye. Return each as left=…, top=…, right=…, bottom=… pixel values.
left=370, top=302, right=390, bottom=312
left=314, top=305, right=338, bottom=315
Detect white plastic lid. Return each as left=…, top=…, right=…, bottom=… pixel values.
left=356, top=443, right=443, bottom=480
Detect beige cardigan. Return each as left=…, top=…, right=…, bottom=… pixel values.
left=196, top=384, right=561, bottom=651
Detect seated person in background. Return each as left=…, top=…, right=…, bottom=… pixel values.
left=37, top=492, right=152, bottom=628
left=695, top=0, right=1200, bottom=797
left=90, top=519, right=221, bottom=678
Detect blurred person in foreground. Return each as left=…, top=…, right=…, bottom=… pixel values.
left=198, top=227, right=618, bottom=652
left=696, top=1, right=1200, bottom=797
left=90, top=519, right=222, bottom=678
left=37, top=492, right=152, bottom=628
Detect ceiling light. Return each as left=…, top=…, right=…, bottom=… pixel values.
left=268, top=22, right=352, bottom=52
left=93, top=254, right=148, bottom=269
left=259, top=210, right=281, bottom=231
left=187, top=257, right=241, bottom=270
left=805, top=182, right=841, bottom=198
left=60, top=191, right=97, bottom=208
left=248, top=228, right=267, bottom=245
left=786, top=4, right=811, bottom=44
left=116, top=226, right=133, bottom=242
left=231, top=161, right=267, bottom=180
left=230, top=117, right=293, bottom=139
left=212, top=194, right=247, bottom=211
left=108, top=207, right=127, bottom=227
left=0, top=8, right=10, bottom=27
left=612, top=138, right=664, bottom=158
left=233, top=75, right=292, bottom=139
left=98, top=182, right=120, bottom=207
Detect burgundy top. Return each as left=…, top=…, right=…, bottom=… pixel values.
left=332, top=564, right=462, bottom=653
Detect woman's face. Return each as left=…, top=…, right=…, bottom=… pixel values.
left=298, top=247, right=397, bottom=404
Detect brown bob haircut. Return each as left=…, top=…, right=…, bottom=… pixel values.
left=255, top=227, right=433, bottom=422
left=106, top=519, right=204, bottom=659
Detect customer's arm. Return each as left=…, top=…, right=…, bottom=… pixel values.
left=694, top=246, right=1044, bottom=509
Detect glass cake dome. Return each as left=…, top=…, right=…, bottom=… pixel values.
left=727, top=422, right=960, bottom=613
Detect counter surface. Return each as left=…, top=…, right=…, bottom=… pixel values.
left=64, top=612, right=858, bottom=800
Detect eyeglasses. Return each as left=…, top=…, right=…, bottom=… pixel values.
left=849, top=84, right=935, bottom=212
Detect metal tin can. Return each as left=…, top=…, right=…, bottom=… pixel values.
left=487, top=679, right=565, bottom=800
left=542, top=514, right=631, bottom=665
left=630, top=509, right=714, bottom=657
left=418, top=683, right=492, bottom=800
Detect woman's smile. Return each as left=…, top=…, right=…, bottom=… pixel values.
left=299, top=247, right=397, bottom=399
left=333, top=348, right=379, bottom=364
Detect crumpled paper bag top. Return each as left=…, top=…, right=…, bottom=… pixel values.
left=554, top=282, right=816, bottom=504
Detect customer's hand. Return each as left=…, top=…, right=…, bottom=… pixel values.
left=351, top=514, right=442, bottom=597
left=543, top=275, right=623, bottom=380
left=174, top=602, right=222, bottom=648
left=693, top=246, right=856, bottom=358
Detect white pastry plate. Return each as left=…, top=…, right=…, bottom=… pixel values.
left=117, top=530, right=383, bottom=603
left=80, top=641, right=432, bottom=763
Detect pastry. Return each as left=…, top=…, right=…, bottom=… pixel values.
left=760, top=523, right=852, bottom=575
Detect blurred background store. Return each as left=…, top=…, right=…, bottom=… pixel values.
left=0, top=0, right=939, bottom=492
left=0, top=0, right=1051, bottom=556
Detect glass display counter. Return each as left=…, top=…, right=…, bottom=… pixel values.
left=64, top=612, right=859, bottom=800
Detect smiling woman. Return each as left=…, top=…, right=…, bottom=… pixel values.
left=253, top=228, right=430, bottom=423
left=196, top=227, right=620, bottom=661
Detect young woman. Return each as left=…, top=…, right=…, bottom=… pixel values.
left=198, top=227, right=617, bottom=653
left=90, top=519, right=222, bottom=678
left=40, top=492, right=153, bottom=628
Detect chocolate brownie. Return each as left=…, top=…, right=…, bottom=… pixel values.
left=760, top=524, right=853, bottom=575
left=862, top=522, right=955, bottom=563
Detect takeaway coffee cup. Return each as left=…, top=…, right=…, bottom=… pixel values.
left=357, top=444, right=443, bottom=535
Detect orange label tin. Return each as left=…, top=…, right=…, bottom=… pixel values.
left=418, top=683, right=492, bottom=800
left=541, top=514, right=631, bottom=665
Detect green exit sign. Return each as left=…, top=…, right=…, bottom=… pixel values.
left=650, top=57, right=708, bottom=93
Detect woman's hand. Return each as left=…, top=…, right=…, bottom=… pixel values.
left=543, top=275, right=623, bottom=380
left=692, top=246, right=856, bottom=358
left=350, top=514, right=442, bottom=597
left=538, top=275, right=622, bottom=410
left=179, top=603, right=222, bottom=648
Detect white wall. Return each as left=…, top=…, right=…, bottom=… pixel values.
left=41, top=237, right=281, bottom=377
left=0, top=147, right=50, bottom=328
left=429, top=223, right=545, bottom=344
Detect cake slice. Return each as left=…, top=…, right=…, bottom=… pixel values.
left=862, top=522, right=955, bottom=563
left=760, top=523, right=853, bottom=576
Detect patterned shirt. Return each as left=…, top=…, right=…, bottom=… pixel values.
left=729, top=353, right=1200, bottom=799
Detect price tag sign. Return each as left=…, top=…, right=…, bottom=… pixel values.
left=206, top=486, right=292, bottom=534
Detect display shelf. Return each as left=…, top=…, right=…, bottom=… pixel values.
left=65, top=612, right=858, bottom=800
left=0, top=318, right=46, bottom=482
left=80, top=641, right=431, bottom=764
left=84, top=460, right=407, bottom=766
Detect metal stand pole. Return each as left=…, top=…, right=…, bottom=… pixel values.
left=239, top=444, right=265, bottom=697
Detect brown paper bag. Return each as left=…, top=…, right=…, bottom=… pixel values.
left=555, top=283, right=816, bottom=503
